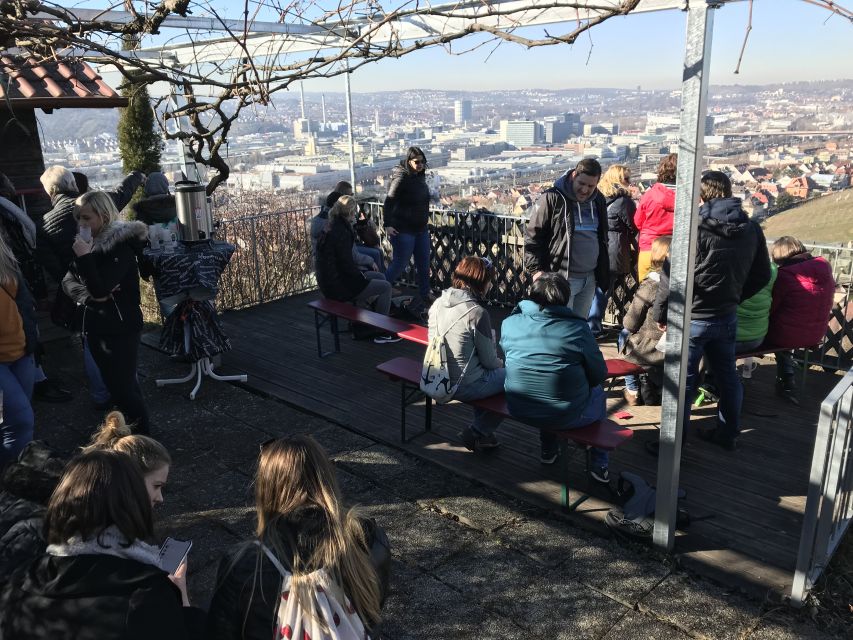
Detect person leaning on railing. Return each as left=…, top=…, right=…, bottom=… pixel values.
left=766, top=236, right=836, bottom=405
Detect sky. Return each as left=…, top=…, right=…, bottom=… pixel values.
left=67, top=0, right=853, bottom=93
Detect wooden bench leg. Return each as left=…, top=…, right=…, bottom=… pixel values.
left=559, top=440, right=590, bottom=512
left=313, top=310, right=342, bottom=358
left=399, top=381, right=432, bottom=444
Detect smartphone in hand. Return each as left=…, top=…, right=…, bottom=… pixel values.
left=159, top=537, right=192, bottom=575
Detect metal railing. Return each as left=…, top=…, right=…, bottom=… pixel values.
left=215, top=206, right=318, bottom=310
left=791, top=367, right=853, bottom=606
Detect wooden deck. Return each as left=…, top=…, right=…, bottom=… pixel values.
left=215, top=291, right=842, bottom=601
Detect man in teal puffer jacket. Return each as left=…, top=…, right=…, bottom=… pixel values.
left=500, top=273, right=610, bottom=484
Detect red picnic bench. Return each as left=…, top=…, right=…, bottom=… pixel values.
left=307, top=298, right=646, bottom=381
left=375, top=356, right=633, bottom=511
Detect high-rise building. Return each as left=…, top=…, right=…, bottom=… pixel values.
left=500, top=120, right=541, bottom=146
left=704, top=115, right=715, bottom=136
left=454, top=99, right=472, bottom=125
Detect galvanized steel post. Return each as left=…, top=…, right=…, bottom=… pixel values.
left=652, top=1, right=718, bottom=551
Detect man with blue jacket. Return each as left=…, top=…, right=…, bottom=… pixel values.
left=500, top=273, right=610, bottom=483
left=524, top=158, right=610, bottom=319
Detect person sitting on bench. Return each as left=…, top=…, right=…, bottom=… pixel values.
left=316, top=196, right=399, bottom=345
left=500, top=273, right=610, bottom=484
left=428, top=256, right=506, bottom=452
left=766, top=236, right=836, bottom=405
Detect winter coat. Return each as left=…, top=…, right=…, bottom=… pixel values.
left=61, top=220, right=148, bottom=336
left=634, top=182, right=675, bottom=252
left=427, top=288, right=503, bottom=391
left=523, top=170, right=610, bottom=292
left=316, top=216, right=369, bottom=302
left=383, top=163, right=430, bottom=233
left=0, top=549, right=205, bottom=640
left=0, top=515, right=45, bottom=580
left=736, top=262, right=778, bottom=344
left=0, top=197, right=42, bottom=298
left=605, top=190, right=637, bottom=275
left=36, top=192, right=78, bottom=282
left=766, top=253, right=835, bottom=348
left=110, top=172, right=146, bottom=212
left=500, top=300, right=607, bottom=429
left=131, top=194, right=178, bottom=225
left=310, top=207, right=375, bottom=272
left=621, top=272, right=664, bottom=368
left=0, top=272, right=38, bottom=357
left=206, top=506, right=390, bottom=640
left=653, top=197, right=771, bottom=323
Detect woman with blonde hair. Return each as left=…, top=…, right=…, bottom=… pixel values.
left=588, top=164, right=636, bottom=336
left=0, top=231, right=37, bottom=468
left=207, top=435, right=388, bottom=640
left=62, top=190, right=150, bottom=433
left=85, top=411, right=172, bottom=508
left=316, top=195, right=398, bottom=343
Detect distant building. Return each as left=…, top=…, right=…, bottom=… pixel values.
left=704, top=115, right=715, bottom=136
left=500, top=120, right=541, bottom=146
left=454, top=99, right=472, bottom=125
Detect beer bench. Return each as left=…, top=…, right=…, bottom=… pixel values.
left=376, top=356, right=633, bottom=511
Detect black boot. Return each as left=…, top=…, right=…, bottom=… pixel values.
left=776, top=376, right=800, bottom=406
left=639, top=374, right=662, bottom=406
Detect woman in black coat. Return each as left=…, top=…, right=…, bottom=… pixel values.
left=383, top=146, right=433, bottom=301
left=62, top=191, right=151, bottom=434
left=0, top=449, right=204, bottom=640
left=588, top=164, right=637, bottom=335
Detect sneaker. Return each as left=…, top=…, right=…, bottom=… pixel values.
left=456, top=428, right=500, bottom=452
left=775, top=377, right=800, bottom=406
left=373, top=334, right=402, bottom=344
left=540, top=447, right=559, bottom=465
left=623, top=388, right=642, bottom=407
left=589, top=465, right=610, bottom=485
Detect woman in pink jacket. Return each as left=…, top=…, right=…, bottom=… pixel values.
left=633, top=154, right=677, bottom=281
left=766, top=236, right=835, bottom=405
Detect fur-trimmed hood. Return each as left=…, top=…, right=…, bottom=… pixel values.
left=92, top=220, right=148, bottom=253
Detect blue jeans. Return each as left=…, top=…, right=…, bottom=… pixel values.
left=83, top=337, right=111, bottom=404
left=385, top=230, right=431, bottom=297
left=541, top=385, right=609, bottom=467
left=617, top=329, right=639, bottom=392
left=568, top=273, right=597, bottom=320
left=356, top=245, right=384, bottom=271
left=587, top=287, right=607, bottom=335
left=0, top=354, right=36, bottom=468
left=685, top=313, right=742, bottom=441
left=453, top=368, right=506, bottom=436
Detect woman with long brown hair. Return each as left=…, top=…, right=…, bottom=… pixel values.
left=0, top=449, right=204, bottom=639
left=207, top=435, right=388, bottom=640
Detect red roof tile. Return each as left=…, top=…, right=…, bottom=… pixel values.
left=0, top=55, right=127, bottom=109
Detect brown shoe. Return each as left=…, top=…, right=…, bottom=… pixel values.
left=623, top=388, right=643, bottom=406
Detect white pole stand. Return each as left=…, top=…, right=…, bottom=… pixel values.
left=156, top=357, right=248, bottom=400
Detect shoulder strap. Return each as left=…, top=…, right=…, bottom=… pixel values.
left=253, top=540, right=290, bottom=577
left=436, top=303, right=479, bottom=339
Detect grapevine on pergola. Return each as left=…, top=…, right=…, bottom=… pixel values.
left=0, top=0, right=850, bottom=192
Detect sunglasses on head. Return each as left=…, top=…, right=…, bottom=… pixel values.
left=481, top=257, right=493, bottom=270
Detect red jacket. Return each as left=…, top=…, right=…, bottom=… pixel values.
left=766, top=253, right=835, bottom=348
left=633, top=182, right=675, bottom=251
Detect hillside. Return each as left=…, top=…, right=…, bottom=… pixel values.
left=762, top=189, right=853, bottom=245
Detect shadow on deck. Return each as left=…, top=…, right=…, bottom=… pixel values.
left=216, top=291, right=842, bottom=601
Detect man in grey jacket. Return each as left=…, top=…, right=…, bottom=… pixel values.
left=524, top=158, right=610, bottom=319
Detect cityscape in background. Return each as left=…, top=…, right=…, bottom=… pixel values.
left=40, top=79, right=853, bottom=219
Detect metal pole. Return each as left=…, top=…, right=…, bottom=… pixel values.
left=344, top=61, right=357, bottom=189
left=652, top=1, right=717, bottom=552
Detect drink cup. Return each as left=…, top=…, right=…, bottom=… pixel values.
left=78, top=226, right=92, bottom=243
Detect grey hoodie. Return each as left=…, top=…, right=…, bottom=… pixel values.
left=427, top=288, right=503, bottom=388
left=553, top=172, right=600, bottom=276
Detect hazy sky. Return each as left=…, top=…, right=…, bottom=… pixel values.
left=79, top=1, right=852, bottom=93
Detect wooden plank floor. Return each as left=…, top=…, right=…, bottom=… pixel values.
left=215, top=291, right=842, bottom=600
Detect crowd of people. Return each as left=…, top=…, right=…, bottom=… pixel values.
left=0, top=148, right=841, bottom=638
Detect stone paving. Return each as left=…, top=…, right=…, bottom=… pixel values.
left=30, top=337, right=844, bottom=639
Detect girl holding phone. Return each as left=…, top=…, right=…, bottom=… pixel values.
left=0, top=450, right=205, bottom=639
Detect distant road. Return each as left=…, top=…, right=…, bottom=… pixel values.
left=720, top=131, right=853, bottom=137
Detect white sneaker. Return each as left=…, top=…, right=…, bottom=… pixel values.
left=373, top=334, right=401, bottom=344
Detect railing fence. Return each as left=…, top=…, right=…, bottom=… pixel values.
left=791, top=367, right=853, bottom=606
